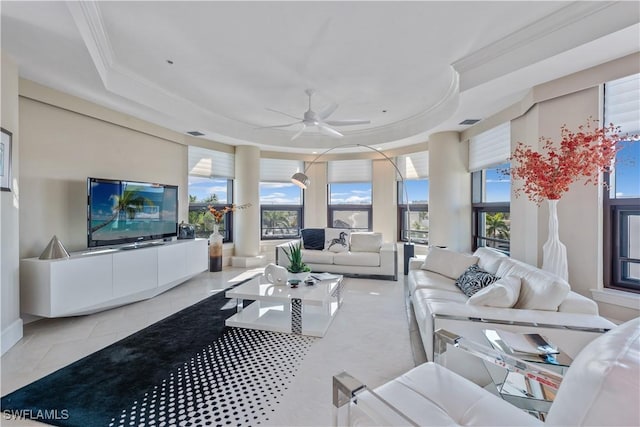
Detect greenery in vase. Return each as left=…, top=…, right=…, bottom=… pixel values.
left=282, top=242, right=310, bottom=274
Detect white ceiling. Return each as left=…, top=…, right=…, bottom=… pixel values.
left=2, top=1, right=639, bottom=153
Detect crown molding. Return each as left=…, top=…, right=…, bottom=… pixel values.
left=452, top=2, right=634, bottom=91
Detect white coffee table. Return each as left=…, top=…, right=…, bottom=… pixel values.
left=225, top=274, right=344, bottom=337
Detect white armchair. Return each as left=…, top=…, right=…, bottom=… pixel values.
left=333, top=317, right=640, bottom=426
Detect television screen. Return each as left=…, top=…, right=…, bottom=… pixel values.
left=88, top=178, right=178, bottom=247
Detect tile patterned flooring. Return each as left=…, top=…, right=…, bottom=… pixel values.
left=1, top=268, right=416, bottom=426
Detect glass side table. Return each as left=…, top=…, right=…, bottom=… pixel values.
left=482, top=329, right=573, bottom=418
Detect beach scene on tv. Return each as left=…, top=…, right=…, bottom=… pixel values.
left=89, top=180, right=178, bottom=245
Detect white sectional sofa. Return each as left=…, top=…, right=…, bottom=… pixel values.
left=409, top=247, right=617, bottom=361
left=275, top=228, right=397, bottom=280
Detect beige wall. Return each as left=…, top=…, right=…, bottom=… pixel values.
left=1, top=53, right=23, bottom=354
left=18, top=86, right=189, bottom=259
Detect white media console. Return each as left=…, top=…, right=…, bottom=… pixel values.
left=20, top=238, right=208, bottom=317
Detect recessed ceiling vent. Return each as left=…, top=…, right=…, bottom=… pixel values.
left=459, top=119, right=480, bottom=125
left=187, top=131, right=205, bottom=136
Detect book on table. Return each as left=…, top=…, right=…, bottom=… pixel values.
left=494, top=329, right=559, bottom=355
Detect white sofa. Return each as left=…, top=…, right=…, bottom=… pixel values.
left=275, top=229, right=397, bottom=280
left=409, top=247, right=617, bottom=361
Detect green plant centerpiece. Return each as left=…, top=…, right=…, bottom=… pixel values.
left=282, top=242, right=311, bottom=284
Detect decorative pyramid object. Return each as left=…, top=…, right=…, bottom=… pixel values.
left=39, top=235, right=70, bottom=260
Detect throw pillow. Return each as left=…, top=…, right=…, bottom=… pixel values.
left=324, top=228, right=350, bottom=253
left=301, top=228, right=325, bottom=250
left=455, top=264, right=499, bottom=297
left=421, top=247, right=479, bottom=280
left=467, top=276, right=521, bottom=307
left=350, top=232, right=382, bottom=252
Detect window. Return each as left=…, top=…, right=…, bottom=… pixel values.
left=187, top=147, right=235, bottom=242
left=397, top=152, right=429, bottom=243
left=604, top=73, right=640, bottom=293
left=260, top=159, right=304, bottom=239
left=328, top=182, right=372, bottom=230
left=188, top=177, right=233, bottom=241
left=469, top=123, right=511, bottom=254
left=328, top=159, right=373, bottom=230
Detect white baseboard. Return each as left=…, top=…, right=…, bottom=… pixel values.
left=231, top=255, right=265, bottom=268
left=1, top=318, right=24, bottom=355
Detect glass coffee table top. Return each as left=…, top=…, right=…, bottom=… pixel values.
left=482, top=329, right=573, bottom=418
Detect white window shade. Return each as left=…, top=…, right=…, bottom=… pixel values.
left=328, top=159, right=372, bottom=183
left=396, top=152, right=429, bottom=180
left=260, top=158, right=304, bottom=182
left=605, top=73, right=640, bottom=135
left=469, top=122, right=511, bottom=172
left=188, top=146, right=235, bottom=178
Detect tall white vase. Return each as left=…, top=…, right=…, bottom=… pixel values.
left=542, top=199, right=568, bottom=281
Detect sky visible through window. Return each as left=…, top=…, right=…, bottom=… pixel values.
left=189, top=149, right=637, bottom=205
left=614, top=141, right=640, bottom=198
left=485, top=163, right=511, bottom=202
left=188, top=177, right=229, bottom=203
left=259, top=182, right=301, bottom=204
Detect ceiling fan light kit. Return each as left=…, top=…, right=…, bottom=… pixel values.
left=264, top=89, right=370, bottom=140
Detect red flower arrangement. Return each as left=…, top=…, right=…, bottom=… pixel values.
left=509, top=119, right=636, bottom=205
left=207, top=203, right=251, bottom=224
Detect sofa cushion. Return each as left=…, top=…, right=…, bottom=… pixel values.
left=301, top=228, right=325, bottom=250
left=473, top=247, right=508, bottom=275
left=496, top=258, right=570, bottom=311
left=455, top=265, right=500, bottom=297
left=325, top=228, right=350, bottom=253
left=301, top=249, right=334, bottom=264
left=350, top=232, right=382, bottom=253
left=467, top=276, right=521, bottom=308
left=333, top=251, right=380, bottom=267
left=409, top=269, right=461, bottom=294
left=413, top=288, right=469, bottom=304
left=421, top=247, right=479, bottom=280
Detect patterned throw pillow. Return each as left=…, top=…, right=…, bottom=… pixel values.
left=455, top=264, right=500, bottom=297
left=324, top=228, right=350, bottom=253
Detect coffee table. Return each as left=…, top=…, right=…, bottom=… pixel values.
left=225, top=274, right=344, bottom=337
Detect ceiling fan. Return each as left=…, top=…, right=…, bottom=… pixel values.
left=261, top=89, right=370, bottom=140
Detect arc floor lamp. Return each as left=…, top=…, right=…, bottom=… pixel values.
left=290, top=143, right=415, bottom=274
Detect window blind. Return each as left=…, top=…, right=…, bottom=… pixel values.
left=188, top=146, right=235, bottom=178
left=468, top=122, right=511, bottom=172
left=605, top=73, right=640, bottom=135
left=260, top=158, right=304, bottom=182
left=396, top=151, right=429, bottom=180
left=328, top=159, right=372, bottom=183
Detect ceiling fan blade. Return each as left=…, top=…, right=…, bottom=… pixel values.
left=318, top=123, right=344, bottom=138
left=290, top=124, right=307, bottom=141
left=325, top=119, right=371, bottom=126
left=266, top=107, right=303, bottom=121
left=319, top=102, right=339, bottom=120
left=255, top=121, right=301, bottom=129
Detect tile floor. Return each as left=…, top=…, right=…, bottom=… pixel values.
left=1, top=268, right=417, bottom=426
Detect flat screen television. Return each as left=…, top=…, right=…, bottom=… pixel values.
left=87, top=177, right=178, bottom=248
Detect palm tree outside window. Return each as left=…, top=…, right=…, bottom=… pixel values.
left=472, top=163, right=511, bottom=254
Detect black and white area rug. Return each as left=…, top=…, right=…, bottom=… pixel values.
left=1, top=285, right=316, bottom=427
left=109, top=328, right=315, bottom=427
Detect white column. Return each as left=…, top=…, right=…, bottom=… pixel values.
left=303, top=161, right=328, bottom=228
left=428, top=131, right=471, bottom=252
left=372, top=159, right=397, bottom=242
left=232, top=145, right=263, bottom=267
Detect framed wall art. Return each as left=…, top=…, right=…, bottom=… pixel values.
left=1, top=127, right=12, bottom=192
